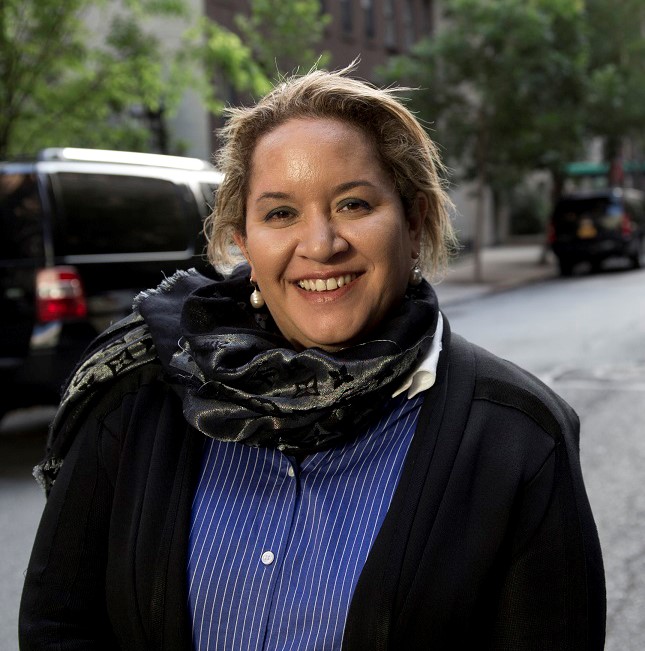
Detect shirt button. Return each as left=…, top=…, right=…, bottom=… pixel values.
left=287, top=465, right=295, bottom=478
left=261, top=551, right=275, bottom=565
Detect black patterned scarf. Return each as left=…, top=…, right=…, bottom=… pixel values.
left=137, top=264, right=440, bottom=454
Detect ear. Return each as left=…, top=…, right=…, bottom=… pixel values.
left=408, top=192, right=428, bottom=252
left=233, top=232, right=252, bottom=266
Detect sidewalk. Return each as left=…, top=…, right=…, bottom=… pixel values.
left=433, top=244, right=557, bottom=306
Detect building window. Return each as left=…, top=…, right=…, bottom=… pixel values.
left=403, top=0, right=416, bottom=50
left=384, top=0, right=396, bottom=48
left=362, top=0, right=375, bottom=39
left=340, top=0, right=353, bottom=34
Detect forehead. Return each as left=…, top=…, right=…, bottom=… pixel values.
left=248, top=117, right=384, bottom=186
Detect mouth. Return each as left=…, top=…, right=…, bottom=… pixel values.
left=297, top=273, right=359, bottom=293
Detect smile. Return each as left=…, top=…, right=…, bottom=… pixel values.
left=297, top=273, right=358, bottom=292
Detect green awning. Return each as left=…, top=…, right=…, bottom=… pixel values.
left=565, top=161, right=645, bottom=176
left=564, top=162, right=609, bottom=176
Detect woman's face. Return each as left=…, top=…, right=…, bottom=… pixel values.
left=235, top=117, right=427, bottom=351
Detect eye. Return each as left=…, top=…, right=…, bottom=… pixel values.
left=338, top=198, right=371, bottom=213
left=265, top=206, right=297, bottom=222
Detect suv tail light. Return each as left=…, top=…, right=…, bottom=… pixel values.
left=620, top=213, right=633, bottom=237
left=36, top=266, right=87, bottom=323
left=546, top=220, right=556, bottom=244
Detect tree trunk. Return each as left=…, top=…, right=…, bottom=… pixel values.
left=473, top=168, right=485, bottom=283
left=550, top=168, right=565, bottom=201
left=473, top=115, right=488, bottom=283
left=491, top=188, right=511, bottom=244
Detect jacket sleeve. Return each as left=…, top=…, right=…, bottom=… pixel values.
left=488, top=408, right=606, bottom=650
left=19, top=408, right=121, bottom=650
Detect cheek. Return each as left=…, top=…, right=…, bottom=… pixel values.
left=357, top=216, right=410, bottom=264
left=245, top=227, right=295, bottom=276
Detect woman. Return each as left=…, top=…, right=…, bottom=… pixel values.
left=20, top=68, right=605, bottom=650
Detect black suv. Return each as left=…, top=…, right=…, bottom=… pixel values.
left=549, top=187, right=645, bottom=276
left=0, top=148, right=222, bottom=418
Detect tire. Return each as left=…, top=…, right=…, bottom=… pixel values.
left=630, top=238, right=642, bottom=269
left=590, top=258, right=603, bottom=274
left=558, top=257, right=574, bottom=277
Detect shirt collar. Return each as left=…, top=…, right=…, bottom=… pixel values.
left=391, top=311, right=443, bottom=400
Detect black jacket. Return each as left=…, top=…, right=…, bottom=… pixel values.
left=20, top=321, right=606, bottom=650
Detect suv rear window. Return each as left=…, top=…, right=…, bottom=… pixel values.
left=0, top=172, right=45, bottom=261
left=553, top=197, right=622, bottom=234
left=51, top=173, right=189, bottom=256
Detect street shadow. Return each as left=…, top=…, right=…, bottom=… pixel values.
left=560, top=258, right=641, bottom=278
left=0, top=408, right=54, bottom=479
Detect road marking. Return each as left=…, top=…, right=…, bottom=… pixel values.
left=540, top=363, right=645, bottom=392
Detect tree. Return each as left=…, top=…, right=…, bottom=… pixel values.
left=584, top=0, right=645, bottom=167
left=0, top=0, right=330, bottom=158
left=378, top=0, right=588, bottom=281
left=235, top=0, right=331, bottom=76
left=0, top=0, right=194, bottom=157
left=184, top=0, right=330, bottom=115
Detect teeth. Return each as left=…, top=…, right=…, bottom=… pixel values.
left=298, top=274, right=356, bottom=292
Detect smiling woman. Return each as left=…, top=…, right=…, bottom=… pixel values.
left=234, top=117, right=425, bottom=351
left=20, top=66, right=605, bottom=651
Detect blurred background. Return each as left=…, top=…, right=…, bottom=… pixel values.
left=1, top=0, right=644, bottom=648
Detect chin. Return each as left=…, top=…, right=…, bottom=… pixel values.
left=298, top=324, right=368, bottom=352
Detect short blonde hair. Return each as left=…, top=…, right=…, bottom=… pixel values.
left=205, top=65, right=456, bottom=277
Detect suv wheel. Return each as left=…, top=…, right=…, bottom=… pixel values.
left=630, top=238, right=643, bottom=270
left=558, top=257, right=574, bottom=277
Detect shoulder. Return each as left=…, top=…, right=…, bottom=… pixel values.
left=448, top=334, right=580, bottom=478
left=440, top=332, right=582, bottom=495
left=53, top=313, right=158, bottom=430
left=36, top=313, right=163, bottom=492
left=463, top=335, right=578, bottom=443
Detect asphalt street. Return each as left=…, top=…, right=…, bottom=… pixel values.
left=1, top=263, right=644, bottom=649
left=443, top=264, right=645, bottom=651
left=0, top=409, right=53, bottom=651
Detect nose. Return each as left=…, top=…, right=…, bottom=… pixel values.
left=296, top=213, right=349, bottom=262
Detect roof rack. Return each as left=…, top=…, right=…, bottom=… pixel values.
left=37, top=147, right=215, bottom=171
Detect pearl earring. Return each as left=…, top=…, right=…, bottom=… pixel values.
left=409, top=256, right=423, bottom=286
left=250, top=279, right=265, bottom=309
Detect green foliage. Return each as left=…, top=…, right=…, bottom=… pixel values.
left=119, top=0, right=189, bottom=17
left=585, top=0, right=645, bottom=157
left=0, top=0, right=330, bottom=158
left=509, top=183, right=551, bottom=235
left=235, top=0, right=331, bottom=76
left=0, top=0, right=188, bottom=157
left=181, top=0, right=330, bottom=118
left=379, top=0, right=588, bottom=189
left=181, top=17, right=273, bottom=114
left=380, top=0, right=645, bottom=186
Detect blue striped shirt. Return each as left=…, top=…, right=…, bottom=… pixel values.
left=187, top=391, right=425, bottom=650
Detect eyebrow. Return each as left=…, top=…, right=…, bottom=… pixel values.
left=334, top=180, right=376, bottom=194
left=255, top=180, right=376, bottom=204
left=255, top=191, right=292, bottom=203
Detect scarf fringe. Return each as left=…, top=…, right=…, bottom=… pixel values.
left=133, top=268, right=199, bottom=312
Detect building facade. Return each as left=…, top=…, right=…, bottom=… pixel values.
left=206, top=0, right=436, bottom=83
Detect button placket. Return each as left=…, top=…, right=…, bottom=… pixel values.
left=257, top=457, right=299, bottom=575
